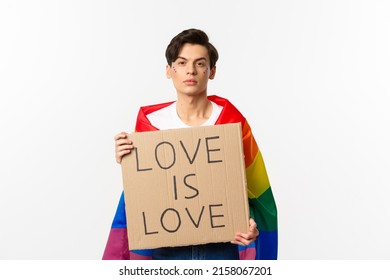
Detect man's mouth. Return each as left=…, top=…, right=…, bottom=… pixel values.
left=184, top=79, right=198, bottom=85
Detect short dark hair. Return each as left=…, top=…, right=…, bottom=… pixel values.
left=165, top=28, right=219, bottom=69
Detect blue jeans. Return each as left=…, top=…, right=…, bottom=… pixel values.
left=152, top=242, right=239, bottom=260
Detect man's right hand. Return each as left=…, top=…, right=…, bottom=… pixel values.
left=114, top=131, right=134, bottom=164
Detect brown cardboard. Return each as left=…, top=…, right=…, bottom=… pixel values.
left=121, top=123, right=249, bottom=250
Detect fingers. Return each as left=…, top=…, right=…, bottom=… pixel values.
left=114, top=131, right=128, bottom=141
left=231, top=218, right=259, bottom=246
left=116, top=138, right=132, bottom=146
left=248, top=218, right=258, bottom=233
left=231, top=230, right=258, bottom=246
left=115, top=132, right=134, bottom=164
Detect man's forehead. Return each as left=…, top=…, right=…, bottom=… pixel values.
left=177, top=43, right=209, bottom=60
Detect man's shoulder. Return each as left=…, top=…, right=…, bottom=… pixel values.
left=209, top=95, right=246, bottom=125
left=139, top=100, right=175, bottom=115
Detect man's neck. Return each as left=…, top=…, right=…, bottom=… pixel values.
left=175, top=93, right=212, bottom=126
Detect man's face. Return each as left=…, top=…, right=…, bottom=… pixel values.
left=166, top=43, right=216, bottom=97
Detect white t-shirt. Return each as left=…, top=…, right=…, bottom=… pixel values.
left=147, top=101, right=223, bottom=130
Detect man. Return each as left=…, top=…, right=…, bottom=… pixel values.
left=103, top=28, right=277, bottom=260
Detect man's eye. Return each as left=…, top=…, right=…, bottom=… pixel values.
left=177, top=61, right=186, bottom=65
left=197, top=62, right=205, bottom=67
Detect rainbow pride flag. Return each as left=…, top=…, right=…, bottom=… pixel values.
left=103, top=95, right=277, bottom=260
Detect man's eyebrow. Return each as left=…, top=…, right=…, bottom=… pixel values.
left=176, top=56, right=207, bottom=61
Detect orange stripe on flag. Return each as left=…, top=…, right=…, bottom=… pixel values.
left=242, top=120, right=259, bottom=168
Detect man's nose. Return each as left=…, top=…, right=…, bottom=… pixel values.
left=186, top=63, right=197, bottom=75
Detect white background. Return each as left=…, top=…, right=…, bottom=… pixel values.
left=0, top=0, right=389, bottom=260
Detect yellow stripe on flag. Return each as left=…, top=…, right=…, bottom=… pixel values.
left=246, top=151, right=270, bottom=199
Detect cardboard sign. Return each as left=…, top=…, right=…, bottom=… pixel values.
left=121, top=123, right=249, bottom=250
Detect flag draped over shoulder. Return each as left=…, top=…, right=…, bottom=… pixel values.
left=102, top=95, right=278, bottom=260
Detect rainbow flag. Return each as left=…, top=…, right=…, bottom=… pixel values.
left=103, top=95, right=277, bottom=260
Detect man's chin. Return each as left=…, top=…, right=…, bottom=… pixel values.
left=179, top=90, right=208, bottom=97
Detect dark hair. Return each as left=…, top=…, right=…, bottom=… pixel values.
left=165, top=28, right=219, bottom=69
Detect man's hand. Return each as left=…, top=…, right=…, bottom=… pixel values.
left=114, top=131, right=134, bottom=164
left=231, top=218, right=259, bottom=246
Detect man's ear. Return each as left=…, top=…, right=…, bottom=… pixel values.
left=209, top=66, right=216, bottom=80
left=166, top=64, right=172, bottom=79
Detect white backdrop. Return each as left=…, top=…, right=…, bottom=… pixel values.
left=1, top=0, right=389, bottom=260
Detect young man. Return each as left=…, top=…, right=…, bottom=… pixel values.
left=103, top=29, right=277, bottom=260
